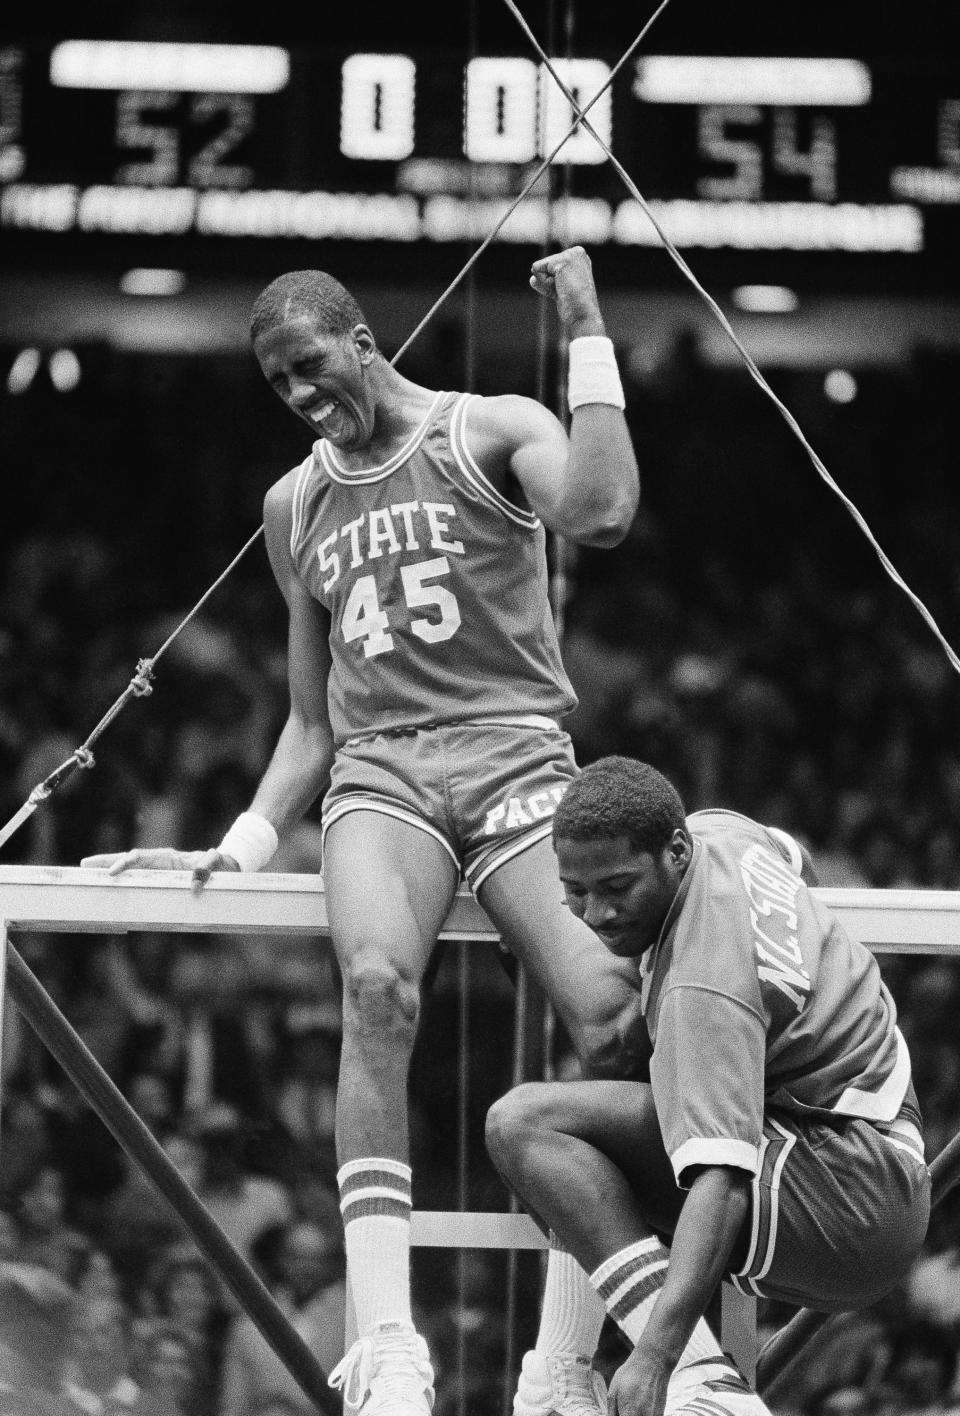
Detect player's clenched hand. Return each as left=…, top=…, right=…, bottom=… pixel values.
left=529, top=245, right=604, bottom=338
left=80, top=847, right=241, bottom=887
left=608, top=1344, right=671, bottom=1416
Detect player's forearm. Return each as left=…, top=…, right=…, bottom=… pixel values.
left=638, top=1166, right=751, bottom=1369
left=247, top=714, right=334, bottom=837
left=563, top=405, right=640, bottom=547
left=529, top=247, right=639, bottom=544
left=562, top=307, right=606, bottom=341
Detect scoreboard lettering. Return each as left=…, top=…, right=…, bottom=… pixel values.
left=0, top=41, right=957, bottom=259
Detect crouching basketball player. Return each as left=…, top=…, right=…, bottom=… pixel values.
left=486, top=756, right=930, bottom=1416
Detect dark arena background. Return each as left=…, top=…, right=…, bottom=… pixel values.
left=1, top=2, right=959, bottom=1414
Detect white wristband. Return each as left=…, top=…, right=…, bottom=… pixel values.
left=567, top=335, right=625, bottom=411
left=217, top=811, right=279, bottom=873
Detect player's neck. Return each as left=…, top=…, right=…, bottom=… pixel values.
left=340, top=367, right=442, bottom=468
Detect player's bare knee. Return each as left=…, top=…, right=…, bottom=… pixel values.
left=485, top=1083, right=551, bottom=1179
left=342, top=956, right=420, bottom=1045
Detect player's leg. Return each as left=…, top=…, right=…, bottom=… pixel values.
left=323, top=808, right=458, bottom=1416
left=477, top=835, right=648, bottom=1080
left=486, top=1079, right=686, bottom=1266
left=487, top=1080, right=745, bottom=1416
left=325, top=809, right=457, bottom=1162
left=463, top=723, right=641, bottom=1080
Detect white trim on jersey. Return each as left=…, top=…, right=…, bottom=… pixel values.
left=449, top=394, right=542, bottom=530
left=318, top=390, right=448, bottom=485
left=880, top=1127, right=926, bottom=1166
left=765, top=825, right=805, bottom=874
left=669, top=1136, right=759, bottom=1187
left=884, top=1116, right=925, bottom=1159
left=289, top=454, right=315, bottom=562
left=832, top=1026, right=911, bottom=1122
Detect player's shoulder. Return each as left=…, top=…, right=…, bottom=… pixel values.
left=263, top=456, right=312, bottom=525
left=688, top=808, right=809, bottom=878
left=686, top=807, right=760, bottom=840
left=465, top=391, right=563, bottom=452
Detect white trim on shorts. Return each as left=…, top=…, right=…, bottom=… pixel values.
left=322, top=794, right=558, bottom=895
left=466, top=819, right=555, bottom=893
left=321, top=793, right=460, bottom=871
left=730, top=1116, right=796, bottom=1297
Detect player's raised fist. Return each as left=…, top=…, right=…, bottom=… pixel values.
left=529, top=246, right=605, bottom=338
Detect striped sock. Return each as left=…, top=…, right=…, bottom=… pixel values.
left=338, top=1158, right=414, bottom=1334
left=590, top=1238, right=722, bottom=1365
left=535, top=1234, right=608, bottom=1358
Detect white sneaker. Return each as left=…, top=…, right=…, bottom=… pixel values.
left=329, top=1320, right=435, bottom=1416
left=665, top=1356, right=771, bottom=1416
left=513, top=1351, right=607, bottom=1416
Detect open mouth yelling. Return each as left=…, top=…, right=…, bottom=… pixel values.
left=309, top=398, right=339, bottom=431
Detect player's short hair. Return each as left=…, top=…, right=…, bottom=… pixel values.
left=250, top=270, right=368, bottom=343
left=553, top=756, right=687, bottom=854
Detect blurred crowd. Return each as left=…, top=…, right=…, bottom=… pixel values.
left=0, top=334, right=959, bottom=1414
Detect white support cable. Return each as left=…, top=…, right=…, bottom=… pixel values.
left=390, top=0, right=675, bottom=370
left=0, top=527, right=265, bottom=855
left=502, top=0, right=960, bottom=679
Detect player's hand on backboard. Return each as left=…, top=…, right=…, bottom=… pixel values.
left=529, top=246, right=604, bottom=338
left=80, top=847, right=241, bottom=887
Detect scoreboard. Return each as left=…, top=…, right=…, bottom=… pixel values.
left=1, top=40, right=959, bottom=285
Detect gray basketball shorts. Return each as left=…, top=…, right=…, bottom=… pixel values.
left=729, top=1106, right=930, bottom=1311
left=321, top=718, right=578, bottom=892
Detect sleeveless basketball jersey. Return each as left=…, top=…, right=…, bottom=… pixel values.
left=288, top=390, right=577, bottom=745
left=642, top=809, right=914, bottom=1184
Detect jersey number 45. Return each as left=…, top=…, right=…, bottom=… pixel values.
left=342, top=556, right=461, bottom=658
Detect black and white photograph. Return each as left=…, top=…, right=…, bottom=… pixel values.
left=0, top=5, right=958, bottom=1416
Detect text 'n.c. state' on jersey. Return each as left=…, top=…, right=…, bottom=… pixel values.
left=641, top=809, right=915, bottom=1184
